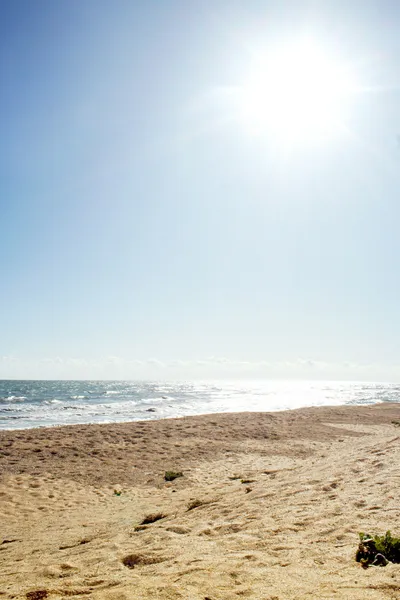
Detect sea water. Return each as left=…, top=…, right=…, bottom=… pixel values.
left=0, top=379, right=399, bottom=430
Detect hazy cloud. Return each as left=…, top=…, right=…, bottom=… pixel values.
left=1, top=355, right=399, bottom=380
left=40, top=357, right=64, bottom=364
left=1, top=355, right=18, bottom=362
left=146, top=359, right=166, bottom=368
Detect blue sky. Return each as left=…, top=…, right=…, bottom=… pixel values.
left=2, top=0, right=400, bottom=380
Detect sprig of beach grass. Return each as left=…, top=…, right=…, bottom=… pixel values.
left=164, top=471, right=183, bottom=482
left=356, top=531, right=400, bottom=568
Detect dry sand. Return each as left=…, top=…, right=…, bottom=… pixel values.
left=1, top=403, right=400, bottom=599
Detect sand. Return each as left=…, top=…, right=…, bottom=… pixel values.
left=1, top=402, right=400, bottom=599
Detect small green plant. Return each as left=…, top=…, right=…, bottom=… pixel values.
left=164, top=471, right=183, bottom=482
left=356, top=532, right=400, bottom=568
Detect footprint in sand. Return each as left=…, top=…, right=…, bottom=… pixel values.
left=121, top=553, right=167, bottom=569
left=166, top=526, right=190, bottom=534
left=41, top=563, right=79, bottom=579
left=26, top=591, right=48, bottom=600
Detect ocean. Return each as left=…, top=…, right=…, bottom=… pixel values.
left=0, top=380, right=399, bottom=430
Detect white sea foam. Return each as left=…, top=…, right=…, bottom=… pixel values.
left=140, top=396, right=173, bottom=404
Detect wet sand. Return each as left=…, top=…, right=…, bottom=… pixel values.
left=1, top=403, right=400, bottom=599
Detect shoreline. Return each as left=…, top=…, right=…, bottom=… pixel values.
left=1, top=397, right=398, bottom=432
left=1, top=403, right=400, bottom=599
left=2, top=379, right=399, bottom=432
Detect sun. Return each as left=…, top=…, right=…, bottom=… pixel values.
left=239, top=38, right=357, bottom=146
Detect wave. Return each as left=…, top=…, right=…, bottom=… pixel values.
left=140, top=396, right=174, bottom=404
left=0, top=396, right=27, bottom=403
left=0, top=415, right=23, bottom=420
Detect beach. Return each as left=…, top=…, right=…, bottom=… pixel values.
left=1, top=403, right=400, bottom=599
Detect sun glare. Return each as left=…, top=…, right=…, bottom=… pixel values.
left=240, top=39, right=357, bottom=145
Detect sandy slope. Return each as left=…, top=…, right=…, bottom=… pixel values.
left=1, top=403, right=400, bottom=599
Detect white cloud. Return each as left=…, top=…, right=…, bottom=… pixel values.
left=168, top=359, right=190, bottom=367
left=40, top=357, right=64, bottom=364
left=1, top=354, right=400, bottom=380
left=66, top=358, right=89, bottom=367
left=147, top=358, right=166, bottom=368
left=107, top=356, right=120, bottom=363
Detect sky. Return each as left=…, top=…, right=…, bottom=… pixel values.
left=2, top=0, right=400, bottom=380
